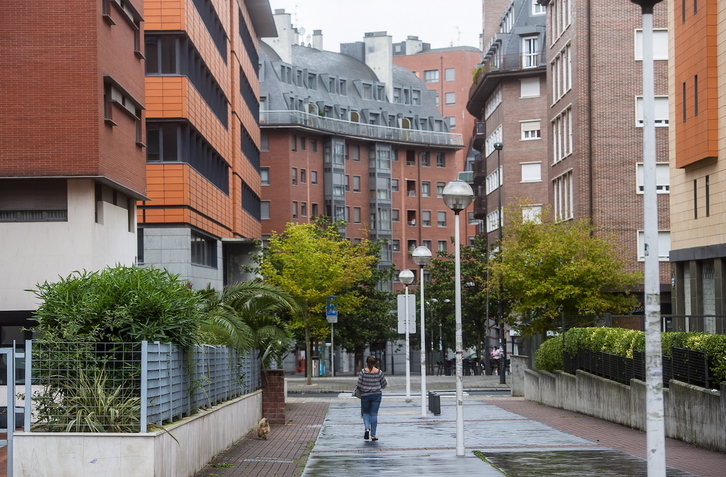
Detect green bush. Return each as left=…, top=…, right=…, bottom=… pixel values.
left=535, top=327, right=726, bottom=383
left=30, top=265, right=202, bottom=347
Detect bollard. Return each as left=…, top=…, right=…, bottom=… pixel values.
left=429, top=391, right=441, bottom=416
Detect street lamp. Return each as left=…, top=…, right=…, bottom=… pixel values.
left=442, top=179, right=474, bottom=457
left=412, top=245, right=432, bottom=419
left=629, top=0, right=666, bottom=474
left=399, top=269, right=415, bottom=403
left=494, top=142, right=506, bottom=385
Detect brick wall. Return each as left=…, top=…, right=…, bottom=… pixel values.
left=261, top=369, right=286, bottom=424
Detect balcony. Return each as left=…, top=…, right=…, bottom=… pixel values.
left=472, top=121, right=486, bottom=150
left=261, top=110, right=464, bottom=149
left=473, top=154, right=486, bottom=185
left=472, top=195, right=487, bottom=220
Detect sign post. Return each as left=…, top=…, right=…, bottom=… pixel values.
left=326, top=296, right=338, bottom=376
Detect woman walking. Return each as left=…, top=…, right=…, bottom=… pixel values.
left=356, top=355, right=388, bottom=441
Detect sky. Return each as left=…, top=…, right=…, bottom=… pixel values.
left=267, top=0, right=483, bottom=52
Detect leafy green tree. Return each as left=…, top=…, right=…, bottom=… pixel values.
left=197, top=280, right=298, bottom=367
left=258, top=220, right=377, bottom=383
left=334, top=240, right=398, bottom=372
left=490, top=206, right=641, bottom=337
left=30, top=265, right=202, bottom=347
left=426, top=234, right=492, bottom=371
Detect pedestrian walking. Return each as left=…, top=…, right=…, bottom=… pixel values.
left=355, top=355, right=388, bottom=441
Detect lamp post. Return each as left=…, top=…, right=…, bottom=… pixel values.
left=412, top=245, right=432, bottom=418
left=494, top=142, right=506, bottom=384
left=629, top=1, right=666, bottom=475
left=442, top=179, right=474, bottom=457
left=399, top=269, right=415, bottom=402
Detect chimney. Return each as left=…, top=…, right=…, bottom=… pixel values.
left=263, top=9, right=294, bottom=64
left=312, top=30, right=323, bottom=50
left=363, top=31, right=393, bottom=102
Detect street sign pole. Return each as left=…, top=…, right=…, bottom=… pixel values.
left=326, top=296, right=338, bottom=377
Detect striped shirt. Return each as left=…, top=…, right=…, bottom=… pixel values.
left=356, top=369, right=388, bottom=396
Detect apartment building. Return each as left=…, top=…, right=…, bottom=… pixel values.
left=541, top=0, right=671, bottom=308
left=392, top=39, right=483, bottom=238
left=466, top=0, right=549, bottom=354
left=258, top=11, right=464, bottom=288
left=0, top=0, right=147, bottom=339
left=668, top=0, right=726, bottom=324
left=139, top=0, right=276, bottom=289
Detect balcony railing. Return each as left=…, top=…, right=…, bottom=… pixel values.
left=474, top=49, right=547, bottom=82
left=261, top=110, right=463, bottom=148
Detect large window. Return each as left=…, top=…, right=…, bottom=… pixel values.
left=424, top=69, right=439, bottom=83
left=522, top=36, right=539, bottom=68
left=635, top=96, right=670, bottom=127
left=0, top=179, right=68, bottom=222
left=191, top=232, right=217, bottom=268
left=635, top=29, right=669, bottom=61
left=552, top=106, right=573, bottom=163
left=637, top=231, right=671, bottom=261
left=445, top=68, right=455, bottom=81
left=551, top=43, right=572, bottom=103
left=521, top=162, right=542, bottom=183
left=521, top=120, right=541, bottom=140
left=553, top=170, right=573, bottom=221
left=636, top=162, right=670, bottom=193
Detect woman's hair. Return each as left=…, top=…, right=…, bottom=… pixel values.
left=366, top=355, right=377, bottom=371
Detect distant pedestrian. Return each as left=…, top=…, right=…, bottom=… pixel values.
left=355, top=355, right=388, bottom=441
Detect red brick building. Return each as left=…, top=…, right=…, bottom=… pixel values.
left=0, top=0, right=147, bottom=337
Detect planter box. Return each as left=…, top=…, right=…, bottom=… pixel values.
left=12, top=391, right=262, bottom=477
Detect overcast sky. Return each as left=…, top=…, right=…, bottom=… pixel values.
left=268, top=0, right=483, bottom=52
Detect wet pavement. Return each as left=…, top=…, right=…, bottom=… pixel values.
left=301, top=392, right=698, bottom=477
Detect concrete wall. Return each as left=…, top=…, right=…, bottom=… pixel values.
left=13, top=391, right=262, bottom=477
left=522, top=365, right=726, bottom=453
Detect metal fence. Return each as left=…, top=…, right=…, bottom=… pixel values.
left=24, top=341, right=261, bottom=433
left=564, top=347, right=713, bottom=389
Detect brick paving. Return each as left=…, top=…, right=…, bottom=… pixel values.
left=485, top=397, right=726, bottom=477
left=193, top=401, right=329, bottom=477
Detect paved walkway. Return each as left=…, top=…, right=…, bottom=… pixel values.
left=194, top=375, right=726, bottom=477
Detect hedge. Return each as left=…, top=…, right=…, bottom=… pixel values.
left=535, top=327, right=726, bottom=383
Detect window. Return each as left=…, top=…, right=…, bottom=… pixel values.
left=291, top=134, right=297, bottom=151
left=445, top=68, right=455, bottom=81
left=260, top=201, right=270, bottom=219
left=553, top=170, right=573, bottom=221
left=424, top=69, right=439, bottom=82
left=420, top=151, right=430, bottom=167
left=486, top=209, right=501, bottom=233
left=311, top=139, right=317, bottom=152
left=468, top=212, right=477, bottom=225
left=521, top=120, right=541, bottom=140
left=292, top=201, right=298, bottom=219
left=344, top=175, right=350, bottom=192
left=485, top=125, right=503, bottom=157
left=354, top=207, right=361, bottom=223
left=311, top=203, right=318, bottom=216
left=552, top=106, right=573, bottom=163
left=635, top=29, right=669, bottom=61
left=292, top=167, right=297, bottom=185
left=446, top=116, right=456, bottom=129
left=261, top=168, right=270, bottom=186
left=486, top=167, right=502, bottom=194
left=522, top=205, right=542, bottom=223
left=300, top=169, right=306, bottom=184
left=421, top=181, right=431, bottom=197
left=301, top=202, right=307, bottom=217
left=520, top=77, right=540, bottom=98
left=436, top=153, right=446, bottom=168
left=261, top=133, right=269, bottom=151
left=437, top=182, right=445, bottom=198
left=437, top=211, right=447, bottom=227
left=521, top=162, right=542, bottom=183
left=353, top=175, right=361, bottom=192
left=485, top=85, right=502, bottom=119
left=551, top=43, right=572, bottom=103
left=393, top=240, right=400, bottom=252
left=0, top=179, right=68, bottom=222
left=438, top=240, right=447, bottom=252
left=532, top=0, right=546, bottom=14
left=522, top=36, right=539, bottom=68
left=311, top=170, right=318, bottom=184
left=191, top=232, right=217, bottom=268
left=635, top=96, right=669, bottom=127
left=392, top=179, right=399, bottom=192
left=445, top=92, right=456, bottom=104
left=637, top=231, right=671, bottom=261
left=351, top=145, right=360, bottom=161
left=392, top=209, right=400, bottom=222
left=636, top=163, right=670, bottom=193
left=422, top=210, right=431, bottom=227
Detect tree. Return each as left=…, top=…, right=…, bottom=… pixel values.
left=197, top=280, right=298, bottom=368
left=490, top=206, right=641, bottom=337
left=258, top=220, right=377, bottom=384
left=30, top=265, right=202, bottom=347
left=426, top=234, right=492, bottom=372
left=334, top=240, right=398, bottom=372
